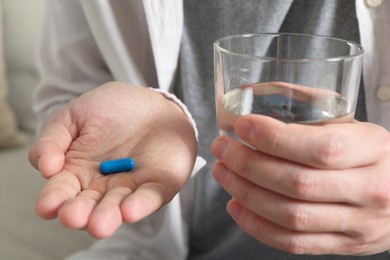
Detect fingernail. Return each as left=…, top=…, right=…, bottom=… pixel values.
left=236, top=120, right=255, bottom=140
left=212, top=139, right=228, bottom=159
left=227, top=200, right=244, bottom=219
left=212, top=163, right=228, bottom=184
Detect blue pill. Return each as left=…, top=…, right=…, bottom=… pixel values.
left=99, top=158, right=135, bottom=175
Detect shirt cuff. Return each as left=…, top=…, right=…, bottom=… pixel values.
left=150, top=88, right=199, bottom=139
left=150, top=88, right=206, bottom=177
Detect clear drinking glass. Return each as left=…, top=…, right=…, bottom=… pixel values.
left=214, top=33, right=364, bottom=138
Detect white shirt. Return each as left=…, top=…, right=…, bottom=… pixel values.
left=357, top=0, right=390, bottom=128
left=34, top=1, right=390, bottom=259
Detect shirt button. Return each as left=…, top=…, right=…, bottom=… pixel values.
left=366, top=0, right=382, bottom=7
left=377, top=86, right=390, bottom=101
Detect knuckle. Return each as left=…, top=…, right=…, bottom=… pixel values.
left=312, top=132, right=344, bottom=167
left=367, top=182, right=390, bottom=208
left=285, top=207, right=311, bottom=231
left=285, top=236, right=307, bottom=255
left=373, top=191, right=390, bottom=209
left=289, top=170, right=316, bottom=198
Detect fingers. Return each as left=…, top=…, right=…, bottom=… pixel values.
left=57, top=189, right=102, bottom=229
left=212, top=163, right=357, bottom=233
left=210, top=116, right=390, bottom=255
left=60, top=182, right=169, bottom=238
left=29, top=140, right=67, bottom=179
left=29, top=110, right=75, bottom=178
left=226, top=198, right=390, bottom=255
left=233, top=115, right=390, bottom=169
left=213, top=161, right=390, bottom=255
left=56, top=186, right=131, bottom=239
left=36, top=171, right=81, bottom=219
left=87, top=187, right=133, bottom=238
left=226, top=199, right=354, bottom=255
left=211, top=137, right=370, bottom=203
left=46, top=176, right=134, bottom=239
left=121, top=182, right=168, bottom=223
left=50, top=170, right=171, bottom=239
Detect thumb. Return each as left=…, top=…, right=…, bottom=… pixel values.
left=29, top=110, right=76, bottom=178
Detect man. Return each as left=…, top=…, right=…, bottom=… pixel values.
left=30, top=0, right=390, bottom=259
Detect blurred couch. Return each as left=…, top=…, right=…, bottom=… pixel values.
left=0, top=0, right=94, bottom=259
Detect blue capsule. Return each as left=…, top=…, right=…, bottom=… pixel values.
left=99, top=158, right=135, bottom=175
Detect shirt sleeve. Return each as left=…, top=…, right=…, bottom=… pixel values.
left=34, top=0, right=114, bottom=133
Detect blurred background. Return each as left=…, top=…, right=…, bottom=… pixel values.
left=0, top=0, right=95, bottom=259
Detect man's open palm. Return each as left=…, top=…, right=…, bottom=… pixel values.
left=29, top=82, right=197, bottom=238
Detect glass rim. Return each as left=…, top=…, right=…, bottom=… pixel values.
left=213, top=32, right=364, bottom=62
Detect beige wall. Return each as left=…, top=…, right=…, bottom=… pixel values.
left=2, top=0, right=46, bottom=132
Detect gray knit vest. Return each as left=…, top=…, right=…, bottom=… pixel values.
left=174, top=0, right=388, bottom=259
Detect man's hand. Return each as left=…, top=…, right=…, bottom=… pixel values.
left=29, top=82, right=197, bottom=239
left=211, top=115, right=390, bottom=255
